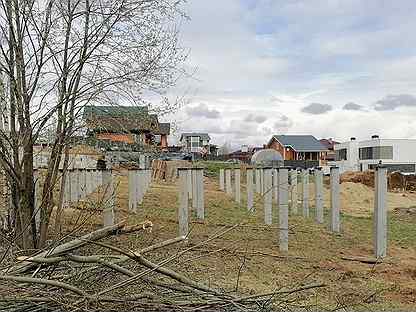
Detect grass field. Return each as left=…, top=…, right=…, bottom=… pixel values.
left=64, top=164, right=416, bottom=311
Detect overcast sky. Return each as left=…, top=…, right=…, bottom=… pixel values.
left=166, top=0, right=416, bottom=149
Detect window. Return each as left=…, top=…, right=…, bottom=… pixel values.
left=359, top=146, right=393, bottom=160
left=375, top=146, right=393, bottom=159
left=359, top=147, right=372, bottom=160
left=335, top=148, right=347, bottom=161
left=191, top=136, right=200, bottom=148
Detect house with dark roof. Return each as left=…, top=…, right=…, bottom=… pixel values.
left=83, top=105, right=170, bottom=148
left=179, top=133, right=212, bottom=154
left=267, top=135, right=327, bottom=165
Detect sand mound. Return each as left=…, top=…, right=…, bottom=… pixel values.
left=341, top=171, right=374, bottom=188
left=319, top=181, right=416, bottom=217
left=341, top=170, right=416, bottom=192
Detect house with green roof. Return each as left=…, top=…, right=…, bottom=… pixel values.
left=83, top=105, right=170, bottom=149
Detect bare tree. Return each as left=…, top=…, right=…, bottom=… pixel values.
left=0, top=0, right=187, bottom=249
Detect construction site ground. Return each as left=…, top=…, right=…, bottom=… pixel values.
left=60, top=164, right=416, bottom=311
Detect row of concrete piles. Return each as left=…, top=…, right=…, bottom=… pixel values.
left=177, top=168, right=205, bottom=238
left=33, top=169, right=113, bottom=228
left=105, top=168, right=152, bottom=226
left=128, top=170, right=152, bottom=213
left=218, top=165, right=388, bottom=258
left=33, top=168, right=153, bottom=228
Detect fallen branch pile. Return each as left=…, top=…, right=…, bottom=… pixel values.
left=0, top=222, right=326, bottom=311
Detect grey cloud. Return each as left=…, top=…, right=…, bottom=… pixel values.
left=244, top=114, right=267, bottom=123
left=186, top=103, right=220, bottom=119
left=301, top=103, right=332, bottom=115
left=374, top=94, right=416, bottom=111
left=343, top=102, right=364, bottom=111
left=273, top=115, right=293, bottom=130
left=270, top=96, right=284, bottom=103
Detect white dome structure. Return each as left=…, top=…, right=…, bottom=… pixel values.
left=251, top=149, right=283, bottom=167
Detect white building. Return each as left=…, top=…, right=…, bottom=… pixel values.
left=331, top=135, right=416, bottom=173
left=179, top=133, right=211, bottom=154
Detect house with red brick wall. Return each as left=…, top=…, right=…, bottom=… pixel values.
left=267, top=135, right=327, bottom=165
left=83, top=105, right=170, bottom=149
left=319, top=138, right=340, bottom=163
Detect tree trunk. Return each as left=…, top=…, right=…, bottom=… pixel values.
left=18, top=140, right=36, bottom=249
left=54, top=147, right=70, bottom=234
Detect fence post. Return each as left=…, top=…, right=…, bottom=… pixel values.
left=273, top=168, right=279, bottom=205
left=290, top=169, right=298, bottom=214
left=96, top=169, right=102, bottom=189
left=86, top=169, right=93, bottom=195
left=279, top=167, right=289, bottom=252
left=103, top=170, right=115, bottom=227
left=264, top=168, right=273, bottom=225
left=235, top=168, right=241, bottom=204
left=136, top=170, right=143, bottom=205
left=178, top=168, right=189, bottom=238
left=374, top=165, right=387, bottom=258
left=330, top=166, right=340, bottom=233
left=255, top=168, right=261, bottom=194
left=81, top=169, right=87, bottom=199
left=246, top=167, right=254, bottom=211
left=219, top=169, right=225, bottom=191
left=191, top=169, right=198, bottom=212
left=302, top=169, right=309, bottom=217
left=196, top=168, right=205, bottom=220
left=90, top=169, right=95, bottom=193
left=225, top=169, right=232, bottom=196
left=70, top=169, right=79, bottom=203
left=128, top=170, right=137, bottom=213
left=315, top=167, right=324, bottom=224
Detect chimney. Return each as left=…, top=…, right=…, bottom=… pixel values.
left=371, top=135, right=379, bottom=139
left=350, top=137, right=356, bottom=141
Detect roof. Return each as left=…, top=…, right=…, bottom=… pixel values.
left=271, top=135, right=327, bottom=152
left=180, top=133, right=210, bottom=141
left=319, top=138, right=340, bottom=150
left=84, top=115, right=158, bottom=132
left=83, top=105, right=170, bottom=134
left=83, top=105, right=148, bottom=118
left=229, top=146, right=263, bottom=155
